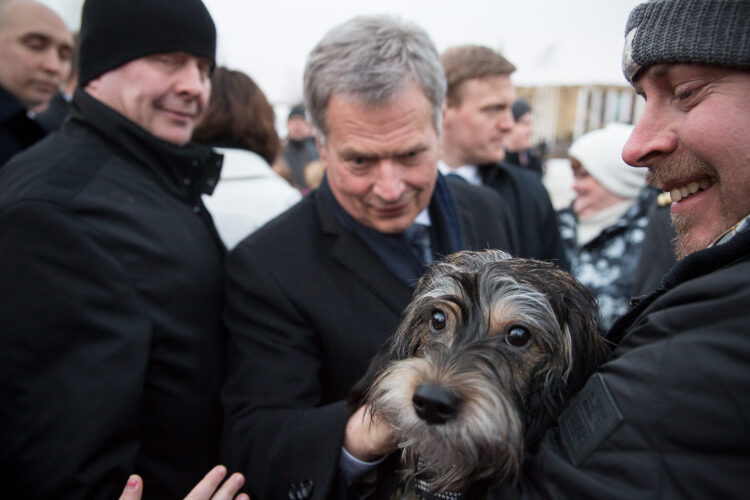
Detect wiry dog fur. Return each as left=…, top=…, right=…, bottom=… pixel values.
left=349, top=250, right=609, bottom=497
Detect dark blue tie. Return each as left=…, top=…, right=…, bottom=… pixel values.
left=406, top=223, right=433, bottom=266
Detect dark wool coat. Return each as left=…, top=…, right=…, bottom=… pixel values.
left=0, top=85, right=47, bottom=167
left=503, top=227, right=750, bottom=499
left=0, top=90, right=226, bottom=499
left=221, top=177, right=518, bottom=500
left=479, top=161, right=569, bottom=270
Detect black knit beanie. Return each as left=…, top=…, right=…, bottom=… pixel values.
left=622, top=0, right=750, bottom=84
left=78, top=0, right=217, bottom=86
left=512, top=98, right=532, bottom=122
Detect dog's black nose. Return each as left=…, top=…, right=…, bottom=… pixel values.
left=412, top=384, right=462, bottom=424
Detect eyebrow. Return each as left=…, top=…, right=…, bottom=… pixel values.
left=339, top=144, right=429, bottom=160
left=634, top=64, right=672, bottom=96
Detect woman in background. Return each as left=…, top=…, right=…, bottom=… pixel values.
left=193, top=66, right=301, bottom=249
left=557, top=122, right=657, bottom=331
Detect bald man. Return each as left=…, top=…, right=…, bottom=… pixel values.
left=0, top=0, right=73, bottom=166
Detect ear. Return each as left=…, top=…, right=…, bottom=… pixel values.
left=346, top=331, right=401, bottom=410
left=84, top=78, right=99, bottom=93
left=523, top=268, right=610, bottom=448
left=561, top=288, right=609, bottom=398
left=347, top=299, right=427, bottom=410
left=442, top=99, right=456, bottom=130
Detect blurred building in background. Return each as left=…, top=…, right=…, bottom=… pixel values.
left=516, top=84, right=642, bottom=158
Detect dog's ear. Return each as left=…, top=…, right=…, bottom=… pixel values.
left=562, top=290, right=610, bottom=397
left=347, top=299, right=428, bottom=410
left=522, top=265, right=610, bottom=447
left=347, top=332, right=399, bottom=410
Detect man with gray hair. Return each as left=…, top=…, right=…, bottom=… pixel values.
left=222, top=15, right=517, bottom=500
left=489, top=0, right=750, bottom=497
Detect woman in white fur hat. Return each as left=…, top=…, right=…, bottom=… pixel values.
left=557, top=122, right=656, bottom=331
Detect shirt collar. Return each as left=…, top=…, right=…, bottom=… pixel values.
left=437, top=160, right=482, bottom=186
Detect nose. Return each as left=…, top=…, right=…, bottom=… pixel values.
left=572, top=176, right=586, bottom=195
left=621, top=102, right=678, bottom=167
left=497, top=108, right=514, bottom=133
left=41, top=49, right=65, bottom=76
left=412, top=383, right=462, bottom=425
left=173, top=60, right=209, bottom=98
left=372, top=161, right=405, bottom=202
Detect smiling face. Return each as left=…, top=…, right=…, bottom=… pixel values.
left=0, top=0, right=73, bottom=112
left=85, top=52, right=212, bottom=145
left=622, top=64, right=750, bottom=259
left=570, top=158, right=627, bottom=218
left=441, top=75, right=515, bottom=167
left=319, top=83, right=439, bottom=234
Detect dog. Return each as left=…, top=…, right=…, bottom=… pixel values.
left=349, top=249, right=609, bottom=498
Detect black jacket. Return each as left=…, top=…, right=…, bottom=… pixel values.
left=0, top=85, right=47, bottom=167
left=479, top=161, right=568, bottom=270
left=221, top=177, right=517, bottom=500
left=0, top=90, right=226, bottom=499
left=505, top=228, right=750, bottom=498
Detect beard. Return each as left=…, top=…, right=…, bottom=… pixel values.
left=646, top=153, right=725, bottom=260
left=671, top=212, right=721, bottom=260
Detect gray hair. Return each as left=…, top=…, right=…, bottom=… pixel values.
left=303, top=15, right=446, bottom=142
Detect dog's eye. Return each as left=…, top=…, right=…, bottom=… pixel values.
left=505, top=326, right=530, bottom=347
left=429, top=310, right=446, bottom=331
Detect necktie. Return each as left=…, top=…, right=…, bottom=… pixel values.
left=406, top=223, right=433, bottom=266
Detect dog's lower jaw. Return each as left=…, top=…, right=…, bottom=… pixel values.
left=377, top=397, right=524, bottom=494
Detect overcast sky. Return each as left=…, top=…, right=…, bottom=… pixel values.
left=46, top=0, right=643, bottom=105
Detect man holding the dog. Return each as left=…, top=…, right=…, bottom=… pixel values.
left=221, top=15, right=518, bottom=500
left=499, top=0, right=750, bottom=497
left=331, top=1, right=750, bottom=498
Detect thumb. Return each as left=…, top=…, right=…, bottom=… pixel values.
left=118, top=474, right=143, bottom=500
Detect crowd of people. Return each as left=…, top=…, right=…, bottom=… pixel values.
left=0, top=0, right=748, bottom=498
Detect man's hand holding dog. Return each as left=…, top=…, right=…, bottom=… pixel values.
left=344, top=405, right=398, bottom=461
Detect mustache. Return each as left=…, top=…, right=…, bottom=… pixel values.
left=154, top=96, right=201, bottom=117
left=645, top=152, right=716, bottom=189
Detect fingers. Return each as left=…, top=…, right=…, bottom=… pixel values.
left=344, top=405, right=398, bottom=460
left=118, top=475, right=143, bottom=500
left=185, top=465, right=226, bottom=499
left=208, top=471, right=246, bottom=500
left=184, top=465, right=246, bottom=500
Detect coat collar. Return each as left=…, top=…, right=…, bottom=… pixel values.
left=68, top=89, right=223, bottom=203
left=313, top=188, right=414, bottom=315
left=608, top=227, right=750, bottom=345
left=0, top=85, right=29, bottom=123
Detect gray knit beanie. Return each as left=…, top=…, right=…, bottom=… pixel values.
left=622, top=0, right=750, bottom=84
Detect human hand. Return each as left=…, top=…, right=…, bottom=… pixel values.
left=118, top=465, right=248, bottom=500
left=343, top=405, right=398, bottom=461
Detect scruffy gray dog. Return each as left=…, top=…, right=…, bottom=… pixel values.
left=349, top=250, right=609, bottom=498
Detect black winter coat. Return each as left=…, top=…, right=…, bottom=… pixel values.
left=479, top=162, right=569, bottom=270
left=504, top=227, right=750, bottom=498
left=0, top=90, right=226, bottom=499
left=0, top=85, right=47, bottom=167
